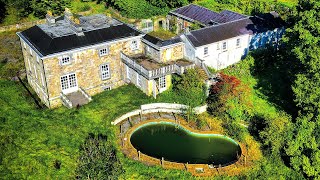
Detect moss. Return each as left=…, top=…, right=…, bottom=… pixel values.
left=148, top=29, right=176, bottom=40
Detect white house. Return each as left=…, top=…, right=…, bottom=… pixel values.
left=179, top=11, right=285, bottom=70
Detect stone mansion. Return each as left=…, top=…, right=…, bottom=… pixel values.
left=17, top=5, right=285, bottom=108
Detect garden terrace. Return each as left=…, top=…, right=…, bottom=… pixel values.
left=121, top=52, right=194, bottom=79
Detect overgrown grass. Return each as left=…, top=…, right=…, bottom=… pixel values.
left=70, top=0, right=106, bottom=14
left=0, top=30, right=24, bottom=79
left=0, top=80, right=149, bottom=178
left=148, top=29, right=176, bottom=40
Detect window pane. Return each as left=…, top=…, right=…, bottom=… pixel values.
left=101, top=64, right=110, bottom=80
left=159, top=76, right=166, bottom=89
left=69, top=74, right=77, bottom=88
left=60, top=76, right=69, bottom=90
left=204, top=47, right=208, bottom=55
left=99, top=48, right=108, bottom=56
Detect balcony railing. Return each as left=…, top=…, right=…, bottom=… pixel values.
left=121, top=52, right=178, bottom=79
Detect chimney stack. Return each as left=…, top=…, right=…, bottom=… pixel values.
left=46, top=11, right=55, bottom=25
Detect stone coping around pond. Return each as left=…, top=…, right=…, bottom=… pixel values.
left=111, top=103, right=208, bottom=125
left=119, top=115, right=252, bottom=177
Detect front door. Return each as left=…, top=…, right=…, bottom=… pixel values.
left=60, top=73, right=78, bottom=94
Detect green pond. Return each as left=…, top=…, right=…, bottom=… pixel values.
left=130, top=122, right=241, bottom=165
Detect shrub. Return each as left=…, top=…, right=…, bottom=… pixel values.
left=76, top=133, right=123, bottom=179
left=207, top=73, right=252, bottom=121
left=173, top=69, right=206, bottom=107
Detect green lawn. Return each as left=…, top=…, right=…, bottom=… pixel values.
left=0, top=54, right=298, bottom=179
left=0, top=79, right=196, bottom=179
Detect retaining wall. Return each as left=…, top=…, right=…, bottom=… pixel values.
left=111, top=103, right=207, bottom=125
left=0, top=19, right=45, bottom=33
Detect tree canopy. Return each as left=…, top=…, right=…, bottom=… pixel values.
left=283, top=0, right=320, bottom=178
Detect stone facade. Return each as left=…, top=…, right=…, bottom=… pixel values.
left=43, top=38, right=143, bottom=108
left=124, top=63, right=172, bottom=97
left=160, top=44, right=184, bottom=63
left=20, top=41, right=50, bottom=107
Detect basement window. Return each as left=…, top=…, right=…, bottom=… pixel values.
left=103, top=86, right=112, bottom=91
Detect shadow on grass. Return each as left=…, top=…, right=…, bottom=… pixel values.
left=250, top=47, right=298, bottom=118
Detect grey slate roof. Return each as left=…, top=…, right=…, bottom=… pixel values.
left=142, top=34, right=182, bottom=48
left=170, top=4, right=247, bottom=26
left=186, top=13, right=285, bottom=47
left=18, top=15, right=142, bottom=56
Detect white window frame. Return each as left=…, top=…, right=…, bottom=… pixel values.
left=137, top=72, right=142, bottom=87
left=34, top=65, right=37, bottom=79
left=60, top=56, right=71, bottom=65
left=103, top=86, right=112, bottom=91
left=100, top=63, right=111, bottom=80
left=99, top=48, right=108, bottom=56
left=222, top=42, right=227, bottom=51
left=60, top=73, right=78, bottom=94
left=29, top=48, right=33, bottom=56
left=41, top=73, right=45, bottom=88
left=236, top=38, right=241, bottom=47
left=217, top=43, right=220, bottom=50
left=23, top=42, right=26, bottom=49
left=159, top=76, right=166, bottom=92
left=27, top=58, right=31, bottom=72
left=131, top=40, right=139, bottom=50
left=36, top=56, right=40, bottom=63
left=146, top=46, right=151, bottom=53
left=126, top=65, right=131, bottom=80
left=204, top=47, right=208, bottom=56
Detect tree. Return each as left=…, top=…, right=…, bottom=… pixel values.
left=76, top=134, right=123, bottom=179
left=31, top=0, right=71, bottom=18
left=173, top=68, right=206, bottom=107
left=283, top=0, right=320, bottom=178
left=207, top=73, right=252, bottom=121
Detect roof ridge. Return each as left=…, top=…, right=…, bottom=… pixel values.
left=188, top=16, right=251, bottom=34
left=170, top=3, right=219, bottom=14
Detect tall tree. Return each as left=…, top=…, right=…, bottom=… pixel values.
left=284, top=0, right=320, bottom=178
left=31, top=0, right=71, bottom=18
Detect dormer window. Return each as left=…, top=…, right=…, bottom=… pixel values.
left=204, top=47, right=208, bottom=56
left=99, top=48, right=108, bottom=56
left=222, top=42, right=227, bottom=51
left=131, top=40, right=139, bottom=50
left=60, top=56, right=71, bottom=65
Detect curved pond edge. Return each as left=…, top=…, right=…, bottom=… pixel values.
left=119, top=116, right=250, bottom=176
left=128, top=120, right=242, bottom=167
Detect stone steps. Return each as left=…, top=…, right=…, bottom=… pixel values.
left=66, top=91, right=90, bottom=107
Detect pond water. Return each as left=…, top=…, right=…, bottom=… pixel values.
left=130, top=122, right=241, bottom=165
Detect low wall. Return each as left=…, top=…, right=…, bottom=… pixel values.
left=111, top=103, right=207, bottom=125
left=0, top=19, right=45, bottom=33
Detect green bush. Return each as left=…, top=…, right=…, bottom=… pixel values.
left=76, top=133, right=123, bottom=179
